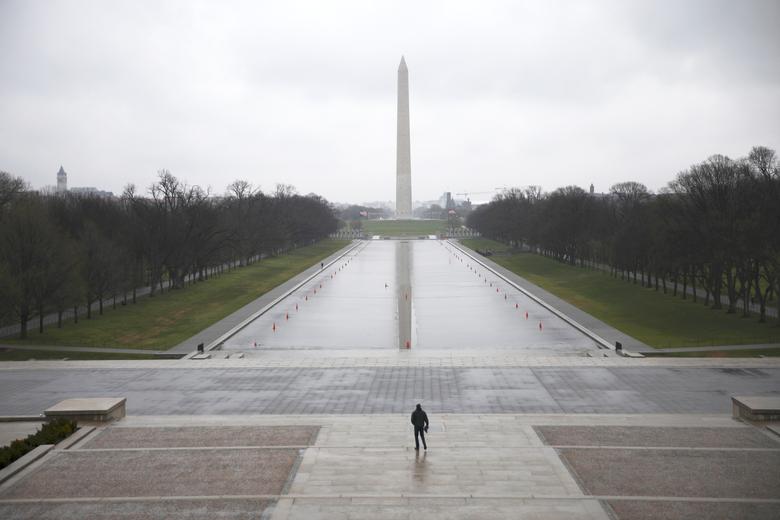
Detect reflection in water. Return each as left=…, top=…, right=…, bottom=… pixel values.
left=396, top=240, right=412, bottom=349
left=413, top=449, right=428, bottom=484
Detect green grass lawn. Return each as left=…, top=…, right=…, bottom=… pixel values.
left=644, top=348, right=780, bottom=358
left=4, top=240, right=349, bottom=351
left=0, top=349, right=158, bottom=361
left=361, top=219, right=446, bottom=236
left=461, top=238, right=780, bottom=349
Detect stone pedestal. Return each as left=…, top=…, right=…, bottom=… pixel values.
left=45, top=398, right=126, bottom=423
left=731, top=396, right=780, bottom=422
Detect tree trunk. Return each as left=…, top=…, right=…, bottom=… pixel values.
left=19, top=310, right=29, bottom=339
left=682, top=271, right=688, bottom=300
left=741, top=279, right=750, bottom=318
left=99, top=297, right=104, bottom=315
left=74, top=305, right=79, bottom=324
left=691, top=267, right=697, bottom=303
left=725, top=269, right=737, bottom=314
left=38, top=308, right=44, bottom=333
left=57, top=310, right=63, bottom=329
left=87, top=299, right=92, bottom=319
left=711, top=266, right=723, bottom=310
left=132, top=286, right=137, bottom=304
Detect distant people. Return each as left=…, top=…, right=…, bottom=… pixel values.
left=320, top=262, right=324, bottom=270
left=410, top=403, right=429, bottom=450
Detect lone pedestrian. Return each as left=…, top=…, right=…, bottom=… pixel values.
left=410, top=403, right=429, bottom=450
left=320, top=262, right=324, bottom=270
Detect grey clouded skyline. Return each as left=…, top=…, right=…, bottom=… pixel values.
left=1, top=0, right=778, bottom=204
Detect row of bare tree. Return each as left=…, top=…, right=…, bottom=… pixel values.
left=467, top=146, right=780, bottom=323
left=0, top=171, right=338, bottom=338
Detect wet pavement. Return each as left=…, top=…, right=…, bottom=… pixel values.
left=3, top=414, right=776, bottom=520
left=0, top=365, right=778, bottom=416
left=223, top=240, right=599, bottom=354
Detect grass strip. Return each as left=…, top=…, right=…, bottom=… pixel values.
left=0, top=348, right=159, bottom=361
left=361, top=219, right=446, bottom=236
left=461, top=238, right=780, bottom=349
left=4, top=240, right=349, bottom=351
left=644, top=348, right=780, bottom=358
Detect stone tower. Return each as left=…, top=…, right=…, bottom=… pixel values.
left=56, top=165, right=67, bottom=193
left=395, top=56, right=412, bottom=218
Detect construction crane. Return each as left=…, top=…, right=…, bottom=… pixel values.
left=455, top=190, right=496, bottom=203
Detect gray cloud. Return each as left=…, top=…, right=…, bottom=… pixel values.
left=1, top=0, right=778, bottom=204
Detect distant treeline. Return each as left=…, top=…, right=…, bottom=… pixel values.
left=467, top=146, right=780, bottom=323
left=0, top=170, right=339, bottom=338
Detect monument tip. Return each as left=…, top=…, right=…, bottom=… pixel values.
left=399, top=55, right=407, bottom=69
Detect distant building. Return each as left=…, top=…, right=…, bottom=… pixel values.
left=54, top=165, right=114, bottom=198
left=439, top=191, right=454, bottom=209
left=56, top=166, right=67, bottom=193
left=69, top=186, right=114, bottom=198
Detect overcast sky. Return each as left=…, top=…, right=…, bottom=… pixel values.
left=1, top=0, right=778, bottom=204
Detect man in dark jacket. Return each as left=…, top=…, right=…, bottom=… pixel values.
left=410, top=403, right=429, bottom=450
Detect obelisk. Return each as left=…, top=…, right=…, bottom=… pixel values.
left=396, top=56, right=412, bottom=218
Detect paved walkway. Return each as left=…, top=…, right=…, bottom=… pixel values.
left=1, top=414, right=777, bottom=519
left=0, top=357, right=778, bottom=416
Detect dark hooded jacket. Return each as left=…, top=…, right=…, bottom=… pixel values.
left=410, top=405, right=429, bottom=429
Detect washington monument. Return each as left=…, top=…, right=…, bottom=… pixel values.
left=396, top=56, right=412, bottom=218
